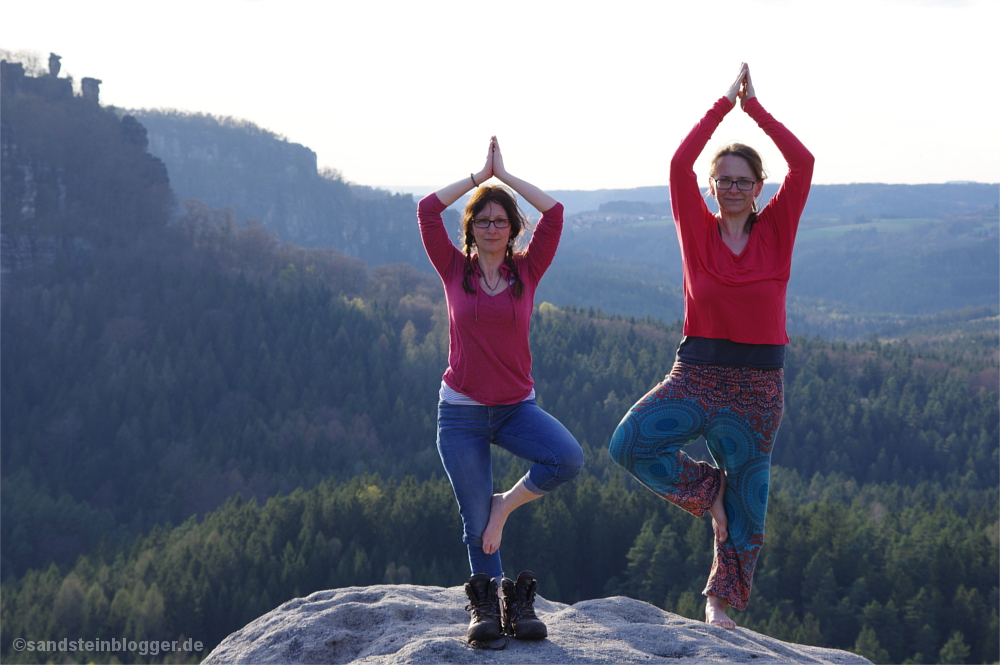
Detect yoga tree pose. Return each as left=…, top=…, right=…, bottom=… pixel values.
left=610, top=63, right=814, bottom=629
left=417, top=137, right=583, bottom=645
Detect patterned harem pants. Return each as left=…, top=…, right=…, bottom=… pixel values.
left=608, top=362, right=783, bottom=611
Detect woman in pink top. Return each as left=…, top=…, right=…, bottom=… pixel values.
left=418, top=137, right=583, bottom=644
left=609, top=64, right=814, bottom=629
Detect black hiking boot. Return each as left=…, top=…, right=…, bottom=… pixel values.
left=502, top=570, right=548, bottom=640
left=464, top=573, right=503, bottom=643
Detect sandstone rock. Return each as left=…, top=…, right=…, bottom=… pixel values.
left=204, top=585, right=870, bottom=665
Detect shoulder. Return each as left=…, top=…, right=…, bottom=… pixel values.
left=418, top=192, right=447, bottom=215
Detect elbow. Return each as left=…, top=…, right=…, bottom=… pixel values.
left=802, top=149, right=816, bottom=170
left=793, top=149, right=816, bottom=181
left=669, top=154, right=687, bottom=174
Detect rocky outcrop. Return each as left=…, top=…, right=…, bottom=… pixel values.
left=81, top=77, right=102, bottom=103
left=204, top=585, right=871, bottom=665
left=1, top=59, right=73, bottom=102
left=1, top=58, right=172, bottom=253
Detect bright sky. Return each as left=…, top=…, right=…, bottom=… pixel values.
left=3, top=0, right=998, bottom=191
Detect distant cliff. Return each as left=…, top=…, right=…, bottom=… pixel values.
left=131, top=110, right=430, bottom=269
left=1, top=60, right=172, bottom=245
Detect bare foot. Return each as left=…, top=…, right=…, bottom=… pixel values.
left=709, top=470, right=728, bottom=543
left=482, top=494, right=508, bottom=554
left=481, top=479, right=544, bottom=555
left=706, top=595, right=736, bottom=629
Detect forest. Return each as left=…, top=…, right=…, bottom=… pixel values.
left=1, top=55, right=997, bottom=664
left=2, top=210, right=996, bottom=663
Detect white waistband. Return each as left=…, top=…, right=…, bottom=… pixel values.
left=439, top=381, right=535, bottom=405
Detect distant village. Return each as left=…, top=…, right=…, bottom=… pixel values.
left=566, top=200, right=672, bottom=228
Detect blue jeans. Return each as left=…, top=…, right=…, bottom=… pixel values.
left=437, top=398, right=584, bottom=579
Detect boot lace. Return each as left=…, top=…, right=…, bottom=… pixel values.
left=464, top=595, right=501, bottom=624
left=465, top=584, right=507, bottom=650
left=513, top=579, right=540, bottom=621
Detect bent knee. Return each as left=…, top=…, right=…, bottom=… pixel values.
left=564, top=443, right=584, bottom=474
left=530, top=456, right=583, bottom=493
left=550, top=439, right=584, bottom=481
left=608, top=422, right=632, bottom=468
left=548, top=455, right=584, bottom=486
left=559, top=459, right=583, bottom=483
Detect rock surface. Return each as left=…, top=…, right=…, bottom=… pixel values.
left=204, top=585, right=871, bottom=664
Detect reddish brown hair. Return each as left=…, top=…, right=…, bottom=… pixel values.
left=460, top=186, right=529, bottom=298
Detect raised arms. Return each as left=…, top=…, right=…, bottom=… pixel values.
left=432, top=137, right=557, bottom=213
left=433, top=139, right=496, bottom=208
left=490, top=138, right=557, bottom=213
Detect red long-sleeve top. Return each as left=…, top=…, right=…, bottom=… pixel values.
left=418, top=193, right=563, bottom=405
left=670, top=96, right=814, bottom=345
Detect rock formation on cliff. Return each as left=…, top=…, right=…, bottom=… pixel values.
left=204, top=584, right=871, bottom=665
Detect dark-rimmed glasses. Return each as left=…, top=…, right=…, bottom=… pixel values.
left=713, top=177, right=757, bottom=191
left=472, top=218, right=510, bottom=229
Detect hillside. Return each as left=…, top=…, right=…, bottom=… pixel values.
left=549, top=181, right=998, bottom=219
left=129, top=110, right=998, bottom=338
left=129, top=110, right=431, bottom=269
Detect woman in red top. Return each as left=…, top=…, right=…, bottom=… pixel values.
left=609, top=63, right=814, bottom=629
left=418, top=137, right=583, bottom=644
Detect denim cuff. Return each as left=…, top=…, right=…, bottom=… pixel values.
left=523, top=473, right=549, bottom=496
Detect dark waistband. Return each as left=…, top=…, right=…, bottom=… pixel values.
left=676, top=336, right=785, bottom=369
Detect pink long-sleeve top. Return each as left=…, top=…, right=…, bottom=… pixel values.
left=670, top=96, right=814, bottom=345
left=418, top=193, right=563, bottom=405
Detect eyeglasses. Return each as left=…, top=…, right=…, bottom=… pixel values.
left=472, top=218, right=511, bottom=229
left=713, top=177, right=757, bottom=191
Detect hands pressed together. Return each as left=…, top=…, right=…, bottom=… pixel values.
left=472, top=136, right=509, bottom=187
left=725, top=62, right=757, bottom=109
left=465, top=136, right=557, bottom=212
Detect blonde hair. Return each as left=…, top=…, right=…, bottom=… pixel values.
left=710, top=142, right=768, bottom=227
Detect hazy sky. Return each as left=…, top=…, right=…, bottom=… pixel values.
left=3, top=0, right=998, bottom=191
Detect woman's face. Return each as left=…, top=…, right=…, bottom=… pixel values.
left=471, top=201, right=512, bottom=255
left=710, top=155, right=764, bottom=216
